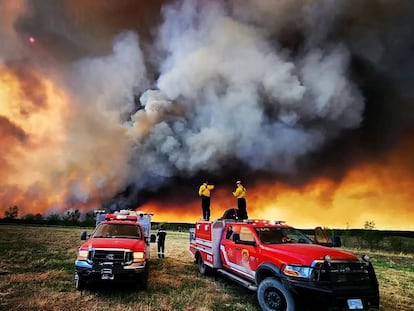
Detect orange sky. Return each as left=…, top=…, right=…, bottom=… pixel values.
left=141, top=150, right=414, bottom=230
left=1, top=1, right=414, bottom=231
left=3, top=64, right=412, bottom=230
left=0, top=59, right=129, bottom=215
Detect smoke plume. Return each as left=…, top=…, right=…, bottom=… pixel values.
left=1, top=0, right=414, bottom=229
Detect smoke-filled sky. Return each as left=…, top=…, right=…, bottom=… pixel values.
left=1, top=0, right=414, bottom=230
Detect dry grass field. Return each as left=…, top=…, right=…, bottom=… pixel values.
left=0, top=224, right=413, bottom=311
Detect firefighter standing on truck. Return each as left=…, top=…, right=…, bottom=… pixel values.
left=233, top=180, right=248, bottom=219
left=198, top=181, right=215, bottom=221
left=157, top=226, right=167, bottom=258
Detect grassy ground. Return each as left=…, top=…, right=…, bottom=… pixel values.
left=0, top=224, right=412, bottom=311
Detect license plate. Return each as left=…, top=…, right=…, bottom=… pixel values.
left=101, top=273, right=114, bottom=280
left=347, top=299, right=363, bottom=309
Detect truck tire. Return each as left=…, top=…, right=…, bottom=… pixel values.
left=136, top=264, right=149, bottom=290
left=75, top=273, right=86, bottom=291
left=197, top=257, right=209, bottom=276
left=257, top=278, right=295, bottom=311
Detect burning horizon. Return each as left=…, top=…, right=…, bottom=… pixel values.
left=141, top=135, right=414, bottom=230
left=1, top=1, right=414, bottom=230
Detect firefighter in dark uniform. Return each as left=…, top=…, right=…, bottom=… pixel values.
left=232, top=180, right=248, bottom=219
left=157, top=226, right=167, bottom=258
left=198, top=180, right=215, bottom=221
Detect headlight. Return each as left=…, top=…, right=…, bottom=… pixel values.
left=133, top=251, right=145, bottom=262
left=282, top=265, right=313, bottom=278
left=77, top=250, right=89, bottom=261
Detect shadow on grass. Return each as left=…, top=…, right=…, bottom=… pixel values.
left=81, top=279, right=145, bottom=297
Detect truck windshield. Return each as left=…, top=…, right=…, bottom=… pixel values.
left=256, top=227, right=313, bottom=244
left=92, top=224, right=142, bottom=239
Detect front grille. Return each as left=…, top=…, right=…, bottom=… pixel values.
left=88, top=249, right=133, bottom=265
left=312, top=262, right=372, bottom=286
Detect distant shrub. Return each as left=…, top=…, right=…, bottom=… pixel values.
left=363, top=230, right=383, bottom=250
left=45, top=213, right=61, bottom=225
left=338, top=230, right=413, bottom=254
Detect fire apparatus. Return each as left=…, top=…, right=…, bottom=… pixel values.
left=75, top=209, right=154, bottom=291
left=189, top=209, right=380, bottom=311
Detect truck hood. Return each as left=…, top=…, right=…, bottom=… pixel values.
left=81, top=238, right=146, bottom=251
left=261, top=244, right=359, bottom=266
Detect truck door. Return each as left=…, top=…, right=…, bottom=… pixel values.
left=236, top=227, right=259, bottom=274
left=220, top=224, right=240, bottom=270
left=222, top=226, right=258, bottom=280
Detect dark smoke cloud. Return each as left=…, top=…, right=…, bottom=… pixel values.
left=2, top=0, right=414, bottom=212
left=11, top=0, right=164, bottom=62
left=128, top=0, right=414, bottom=189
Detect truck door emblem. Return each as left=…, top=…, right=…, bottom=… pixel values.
left=241, top=249, right=250, bottom=270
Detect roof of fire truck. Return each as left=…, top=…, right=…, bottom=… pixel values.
left=244, top=219, right=289, bottom=226
left=218, top=218, right=292, bottom=227
left=95, top=209, right=153, bottom=222
left=215, top=208, right=292, bottom=228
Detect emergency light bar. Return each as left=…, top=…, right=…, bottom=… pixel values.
left=105, top=214, right=138, bottom=221
left=244, top=219, right=272, bottom=225
left=104, top=210, right=154, bottom=222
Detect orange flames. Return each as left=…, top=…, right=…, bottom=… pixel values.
left=141, top=140, right=414, bottom=230
left=1, top=1, right=414, bottom=231
left=0, top=63, right=68, bottom=214
left=0, top=62, right=127, bottom=216
left=1, top=62, right=413, bottom=230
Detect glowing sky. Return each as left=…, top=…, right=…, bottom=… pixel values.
left=1, top=0, right=414, bottom=230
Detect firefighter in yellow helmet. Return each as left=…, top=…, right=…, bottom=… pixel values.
left=233, top=180, right=248, bottom=219
left=198, top=180, right=215, bottom=220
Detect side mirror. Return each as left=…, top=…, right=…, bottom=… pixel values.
left=80, top=231, right=87, bottom=240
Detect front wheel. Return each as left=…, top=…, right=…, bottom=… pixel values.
left=136, top=263, right=149, bottom=290
left=75, top=273, right=86, bottom=291
left=257, top=278, right=295, bottom=311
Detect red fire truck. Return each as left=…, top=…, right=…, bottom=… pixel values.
left=189, top=209, right=379, bottom=311
left=75, top=210, right=154, bottom=291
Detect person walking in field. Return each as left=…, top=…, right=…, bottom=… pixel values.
left=233, top=180, right=248, bottom=219
left=198, top=180, right=215, bottom=221
left=157, top=226, right=167, bottom=258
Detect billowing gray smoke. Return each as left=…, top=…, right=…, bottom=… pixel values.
left=3, top=0, right=414, bottom=212
left=101, top=1, right=364, bottom=186
left=58, top=0, right=414, bottom=208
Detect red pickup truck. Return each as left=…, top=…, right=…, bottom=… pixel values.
left=189, top=209, right=379, bottom=311
left=75, top=210, right=153, bottom=291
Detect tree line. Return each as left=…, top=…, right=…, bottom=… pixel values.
left=1, top=205, right=96, bottom=226
left=1, top=205, right=195, bottom=230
